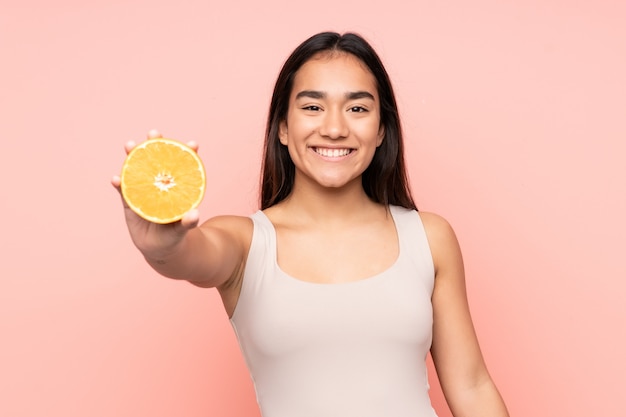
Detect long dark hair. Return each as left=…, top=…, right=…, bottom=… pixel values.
left=260, top=31, right=416, bottom=211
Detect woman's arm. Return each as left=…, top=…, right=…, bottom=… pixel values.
left=141, top=214, right=252, bottom=288
left=112, top=130, right=252, bottom=290
left=420, top=212, right=509, bottom=417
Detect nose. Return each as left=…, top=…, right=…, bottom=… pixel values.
left=319, top=108, right=349, bottom=139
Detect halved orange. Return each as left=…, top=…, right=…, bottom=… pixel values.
left=120, top=138, right=206, bottom=224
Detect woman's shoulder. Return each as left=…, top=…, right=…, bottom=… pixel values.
left=415, top=211, right=462, bottom=266
left=416, top=211, right=454, bottom=233
left=199, top=214, right=255, bottom=244
left=201, top=213, right=255, bottom=227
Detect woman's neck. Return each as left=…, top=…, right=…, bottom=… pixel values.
left=271, top=176, right=384, bottom=226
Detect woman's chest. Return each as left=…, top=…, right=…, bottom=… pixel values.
left=239, top=263, right=434, bottom=359
left=275, top=221, right=398, bottom=284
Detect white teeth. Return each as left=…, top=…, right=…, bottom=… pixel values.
left=315, top=148, right=351, bottom=157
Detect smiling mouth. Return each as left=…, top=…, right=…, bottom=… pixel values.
left=312, top=147, right=354, bottom=157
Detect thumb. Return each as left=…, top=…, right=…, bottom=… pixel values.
left=179, top=209, right=200, bottom=230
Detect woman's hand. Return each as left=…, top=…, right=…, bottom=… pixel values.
left=111, top=129, right=201, bottom=261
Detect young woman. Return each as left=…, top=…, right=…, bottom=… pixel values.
left=113, top=32, right=509, bottom=417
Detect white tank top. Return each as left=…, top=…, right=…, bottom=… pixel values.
left=230, top=205, right=438, bottom=417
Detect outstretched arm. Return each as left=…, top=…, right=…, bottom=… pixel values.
left=421, top=212, right=509, bottom=417
left=112, top=130, right=252, bottom=289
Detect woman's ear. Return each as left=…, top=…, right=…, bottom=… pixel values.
left=279, top=120, right=288, bottom=145
left=376, top=125, right=385, bottom=147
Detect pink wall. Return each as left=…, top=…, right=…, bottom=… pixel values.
left=1, top=1, right=624, bottom=416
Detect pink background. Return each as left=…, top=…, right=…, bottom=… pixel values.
left=1, top=0, right=625, bottom=415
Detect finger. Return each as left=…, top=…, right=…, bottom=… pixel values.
left=186, top=140, right=199, bottom=152
left=179, top=209, right=200, bottom=230
left=124, top=140, right=137, bottom=154
left=147, top=129, right=163, bottom=139
left=111, top=176, right=130, bottom=208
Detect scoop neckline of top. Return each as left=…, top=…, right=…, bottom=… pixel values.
left=255, top=205, right=404, bottom=286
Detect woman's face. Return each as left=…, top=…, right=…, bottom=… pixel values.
left=279, top=52, right=384, bottom=191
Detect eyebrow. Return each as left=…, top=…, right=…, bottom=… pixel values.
left=295, top=90, right=376, bottom=101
